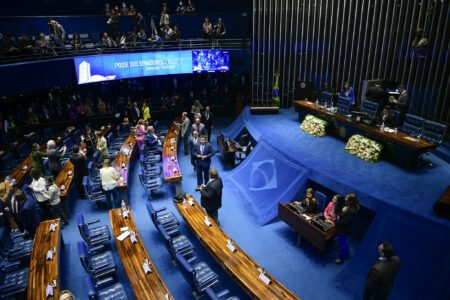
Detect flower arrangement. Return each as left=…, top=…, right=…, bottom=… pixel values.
left=300, top=115, right=328, bottom=137
left=345, top=134, right=383, bottom=162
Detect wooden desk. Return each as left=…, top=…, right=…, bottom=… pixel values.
left=278, top=203, right=336, bottom=252
left=162, top=118, right=182, bottom=183
left=109, top=208, right=173, bottom=299
left=175, top=195, right=299, bottom=299
left=27, top=219, right=62, bottom=300
left=113, top=133, right=136, bottom=190
left=434, top=186, right=450, bottom=220
left=54, top=161, right=74, bottom=199
left=293, top=100, right=436, bottom=169
left=217, top=136, right=238, bottom=165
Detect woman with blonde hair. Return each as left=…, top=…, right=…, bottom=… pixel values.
left=99, top=159, right=120, bottom=209
left=96, top=130, right=109, bottom=160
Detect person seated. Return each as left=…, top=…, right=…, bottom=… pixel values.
left=71, top=33, right=83, bottom=51
left=172, top=25, right=181, bottom=41
left=176, top=1, right=186, bottom=14
left=101, top=32, right=117, bottom=47
left=162, top=24, right=173, bottom=40
left=136, top=29, right=147, bottom=44
left=293, top=188, right=319, bottom=214
left=377, top=105, right=396, bottom=128
left=148, top=33, right=162, bottom=46
left=324, top=195, right=345, bottom=224
left=340, top=81, right=356, bottom=106
left=144, top=126, right=163, bottom=152
left=186, top=0, right=195, bottom=13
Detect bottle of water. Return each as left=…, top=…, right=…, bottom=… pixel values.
left=121, top=200, right=126, bottom=210
left=380, top=122, right=385, bottom=132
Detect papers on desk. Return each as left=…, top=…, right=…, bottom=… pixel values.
left=22, top=165, right=28, bottom=171
left=45, top=284, right=53, bottom=297
left=258, top=268, right=271, bottom=285
left=204, top=216, right=212, bottom=227
left=170, top=138, right=176, bottom=144
left=404, top=136, right=419, bottom=142
left=121, top=209, right=129, bottom=219
left=46, top=250, right=53, bottom=260
left=117, top=230, right=130, bottom=241
left=130, top=232, right=138, bottom=244
left=188, top=199, right=194, bottom=206
left=120, top=227, right=129, bottom=232
left=143, top=259, right=152, bottom=274
left=49, top=223, right=58, bottom=232
left=165, top=294, right=174, bottom=300
left=226, top=240, right=236, bottom=253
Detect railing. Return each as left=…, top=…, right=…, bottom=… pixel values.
left=0, top=38, right=250, bottom=64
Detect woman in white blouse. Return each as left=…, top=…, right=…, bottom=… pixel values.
left=44, top=177, right=68, bottom=225
left=96, top=131, right=110, bottom=160
left=30, top=169, right=52, bottom=220
left=100, top=159, right=120, bottom=209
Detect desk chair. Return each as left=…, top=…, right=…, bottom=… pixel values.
left=0, top=267, right=29, bottom=299
left=336, top=96, right=351, bottom=115
left=87, top=162, right=101, bottom=185
left=418, top=120, right=447, bottom=167
left=160, top=228, right=194, bottom=260
left=77, top=241, right=117, bottom=281
left=83, top=176, right=107, bottom=208
left=205, top=286, right=240, bottom=300
left=17, top=143, right=30, bottom=160
left=84, top=274, right=128, bottom=300
left=400, top=114, right=424, bottom=136
left=0, top=233, right=33, bottom=262
left=0, top=152, right=18, bottom=176
left=314, top=191, right=327, bottom=211
left=175, top=253, right=219, bottom=296
left=138, top=167, right=163, bottom=197
left=76, top=214, right=111, bottom=248
left=360, top=100, right=379, bottom=119
left=146, top=202, right=179, bottom=229
left=139, top=155, right=161, bottom=178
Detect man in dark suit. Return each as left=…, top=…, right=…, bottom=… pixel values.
left=69, top=145, right=88, bottom=199
left=46, top=140, right=67, bottom=178
left=189, top=130, right=200, bottom=171
left=377, top=105, right=397, bottom=128
left=198, top=168, right=223, bottom=226
left=364, top=241, right=401, bottom=300
left=82, top=127, right=96, bottom=159
left=12, top=190, right=41, bottom=238
left=202, top=106, right=214, bottom=142
left=144, top=126, right=162, bottom=152
left=130, top=101, right=141, bottom=124
left=194, top=135, right=214, bottom=186
left=389, top=84, right=408, bottom=122
left=191, top=117, right=206, bottom=137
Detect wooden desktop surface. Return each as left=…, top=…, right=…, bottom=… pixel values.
left=113, top=133, right=136, bottom=189
left=27, top=219, right=61, bottom=300
left=109, top=208, right=173, bottom=299
left=293, top=100, right=435, bottom=151
left=162, top=118, right=182, bottom=183
left=278, top=203, right=336, bottom=252
left=175, top=195, right=299, bottom=299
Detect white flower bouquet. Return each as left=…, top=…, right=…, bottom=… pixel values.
left=345, top=134, right=383, bottom=162
left=300, top=114, right=328, bottom=137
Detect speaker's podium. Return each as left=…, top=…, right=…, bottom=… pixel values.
left=250, top=102, right=280, bottom=115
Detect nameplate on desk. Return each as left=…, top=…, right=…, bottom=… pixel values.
left=204, top=217, right=212, bottom=227
left=143, top=260, right=152, bottom=274
left=226, top=241, right=236, bottom=252
left=165, top=293, right=173, bottom=300
left=22, top=165, right=28, bottom=171
left=188, top=199, right=194, bottom=206
left=49, top=223, right=58, bottom=232
left=45, top=284, right=54, bottom=297
left=130, top=233, right=138, bottom=244
left=122, top=210, right=129, bottom=218
left=117, top=231, right=130, bottom=241
left=46, top=250, right=54, bottom=260
left=404, top=136, right=419, bottom=142
left=259, top=272, right=271, bottom=285
left=120, top=227, right=129, bottom=232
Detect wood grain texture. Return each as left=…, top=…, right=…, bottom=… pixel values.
left=27, top=219, right=61, bottom=300
left=113, top=133, right=136, bottom=189
left=294, top=100, right=436, bottom=151
left=278, top=203, right=336, bottom=252
left=109, top=208, right=173, bottom=299
left=162, top=118, right=182, bottom=183
left=54, top=161, right=74, bottom=198
left=175, top=195, right=299, bottom=300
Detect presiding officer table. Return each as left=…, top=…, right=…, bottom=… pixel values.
left=175, top=195, right=299, bottom=299
left=109, top=207, right=173, bottom=299
left=27, top=219, right=62, bottom=300
left=293, top=100, right=436, bottom=169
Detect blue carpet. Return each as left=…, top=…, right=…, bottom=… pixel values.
left=59, top=107, right=450, bottom=300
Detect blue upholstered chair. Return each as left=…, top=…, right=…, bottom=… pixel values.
left=84, top=274, right=128, bottom=300
left=76, top=214, right=111, bottom=247
left=139, top=155, right=162, bottom=177
left=77, top=241, right=117, bottom=281
left=106, top=133, right=122, bottom=150
left=336, top=96, right=351, bottom=115
left=0, top=152, right=18, bottom=176
left=389, top=109, right=401, bottom=128
left=43, top=127, right=55, bottom=141
left=319, top=91, right=333, bottom=106
left=160, top=228, right=194, bottom=259
left=83, top=176, right=107, bottom=206
left=400, top=114, right=424, bottom=136
left=0, top=233, right=33, bottom=262
left=360, top=100, right=379, bottom=118
left=146, top=201, right=179, bottom=229
left=143, top=152, right=161, bottom=165
left=314, top=191, right=327, bottom=212
left=63, top=137, right=74, bottom=156
left=421, top=121, right=447, bottom=145
left=175, top=253, right=219, bottom=294
left=205, top=286, right=240, bottom=300
left=17, top=143, right=30, bottom=160
left=138, top=167, right=163, bottom=196
left=0, top=267, right=29, bottom=299
left=87, top=162, right=101, bottom=184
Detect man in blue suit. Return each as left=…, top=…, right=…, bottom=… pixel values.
left=189, top=130, right=200, bottom=171
left=194, top=135, right=214, bottom=186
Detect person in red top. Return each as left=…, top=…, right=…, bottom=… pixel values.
left=324, top=194, right=344, bottom=224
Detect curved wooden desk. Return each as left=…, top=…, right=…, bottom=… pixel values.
left=113, top=133, right=136, bottom=190
left=109, top=208, right=173, bottom=299
left=175, top=195, right=299, bottom=299
left=163, top=118, right=182, bottom=183
left=27, top=219, right=62, bottom=300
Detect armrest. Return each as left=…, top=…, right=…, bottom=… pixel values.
left=155, top=207, right=167, bottom=213
left=11, top=232, right=25, bottom=240
left=166, top=228, right=179, bottom=236
left=216, top=289, right=230, bottom=297
left=87, top=219, right=100, bottom=225
left=93, top=261, right=110, bottom=271
left=95, top=276, right=114, bottom=288
left=88, top=245, right=104, bottom=254
left=196, top=272, right=216, bottom=283
left=90, top=235, right=108, bottom=244
left=186, top=256, right=198, bottom=263
left=174, top=243, right=191, bottom=252
left=163, top=223, right=178, bottom=230
left=5, top=245, right=24, bottom=254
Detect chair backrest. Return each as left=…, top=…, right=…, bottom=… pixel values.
left=421, top=120, right=447, bottom=144
left=319, top=91, right=333, bottom=106
left=83, top=274, right=97, bottom=300
left=77, top=241, right=92, bottom=272
left=390, top=109, right=400, bottom=128
left=360, top=100, right=379, bottom=118
left=175, top=252, right=194, bottom=273
left=17, top=143, right=30, bottom=159
left=314, top=191, right=327, bottom=211
left=400, top=114, right=424, bottom=136
left=43, top=127, right=55, bottom=139
left=138, top=167, right=147, bottom=188
left=107, top=132, right=114, bottom=145
left=336, top=96, right=351, bottom=115
left=76, top=214, right=90, bottom=239
left=145, top=201, right=157, bottom=226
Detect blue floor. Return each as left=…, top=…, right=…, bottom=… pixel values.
left=60, top=107, right=450, bottom=300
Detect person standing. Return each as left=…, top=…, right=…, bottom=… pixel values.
left=30, top=143, right=47, bottom=173
left=30, top=169, right=52, bottom=220
left=194, top=135, right=214, bottom=187
left=142, top=102, right=151, bottom=124
left=135, top=119, right=146, bottom=153
left=175, top=112, right=190, bottom=155
left=198, top=168, right=223, bottom=226
left=340, top=81, right=356, bottom=106
left=99, top=159, right=120, bottom=209
left=191, top=117, right=206, bottom=137
left=334, top=193, right=360, bottom=264
left=189, top=130, right=200, bottom=171
left=95, top=131, right=109, bottom=160
left=12, top=190, right=41, bottom=238
left=389, top=84, right=408, bottom=122
left=130, top=101, right=141, bottom=124
left=46, top=140, right=67, bottom=178
left=69, top=145, right=88, bottom=199
left=44, top=177, right=68, bottom=225
left=202, top=106, right=214, bottom=142
left=364, top=242, right=401, bottom=300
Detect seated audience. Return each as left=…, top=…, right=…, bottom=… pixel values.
left=162, top=24, right=174, bottom=40
left=172, top=25, right=181, bottom=41
left=377, top=105, right=396, bottom=128
left=176, top=1, right=186, bottom=14
left=148, top=33, right=162, bottom=46
left=35, top=33, right=57, bottom=56
left=101, top=32, right=117, bottom=48
left=71, top=33, right=83, bottom=51
left=341, top=81, right=356, bottom=106
left=128, top=4, right=137, bottom=16
left=137, top=29, right=148, bottom=44
left=324, top=194, right=344, bottom=224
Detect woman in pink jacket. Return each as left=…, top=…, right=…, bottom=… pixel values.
left=135, top=119, right=146, bottom=153
left=324, top=194, right=344, bottom=224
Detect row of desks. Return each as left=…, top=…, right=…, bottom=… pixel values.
left=163, top=118, right=182, bottom=183
left=175, top=195, right=299, bottom=299
left=113, top=133, right=136, bottom=191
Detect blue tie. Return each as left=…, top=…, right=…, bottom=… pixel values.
left=201, top=144, right=204, bottom=155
